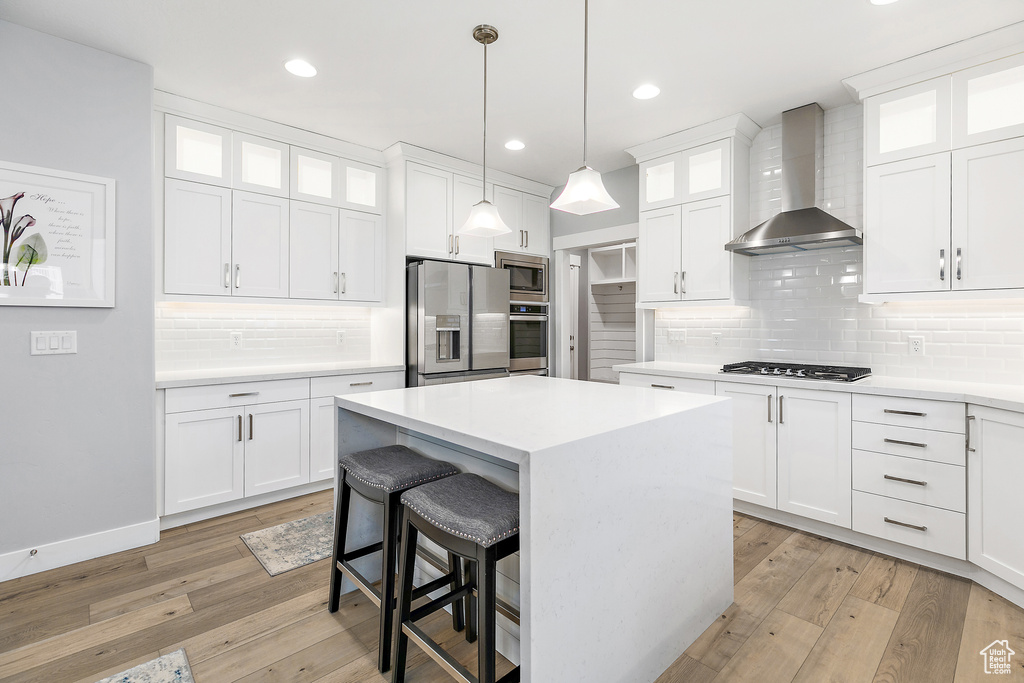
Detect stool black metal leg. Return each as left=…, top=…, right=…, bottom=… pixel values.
left=448, top=552, right=466, bottom=633
left=477, top=545, right=498, bottom=683
left=327, top=475, right=351, bottom=613
left=391, top=508, right=418, bottom=683
left=377, top=490, right=402, bottom=673
left=465, top=557, right=478, bottom=643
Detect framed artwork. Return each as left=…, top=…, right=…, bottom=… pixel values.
left=0, top=161, right=115, bottom=307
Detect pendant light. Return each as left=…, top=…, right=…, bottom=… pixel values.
left=459, top=25, right=512, bottom=237
left=550, top=0, right=619, bottom=215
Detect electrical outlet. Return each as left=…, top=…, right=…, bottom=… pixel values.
left=336, top=331, right=345, bottom=345
left=711, top=332, right=723, bottom=348
left=230, top=331, right=243, bottom=350
left=669, top=328, right=686, bottom=343
left=908, top=335, right=925, bottom=356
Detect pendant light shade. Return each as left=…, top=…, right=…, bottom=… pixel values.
left=549, top=165, right=619, bottom=215
left=551, top=0, right=619, bottom=215
left=459, top=25, right=512, bottom=237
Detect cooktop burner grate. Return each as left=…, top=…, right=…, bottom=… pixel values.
left=721, top=361, right=872, bottom=382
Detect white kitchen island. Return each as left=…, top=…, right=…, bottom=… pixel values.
left=335, top=375, right=733, bottom=683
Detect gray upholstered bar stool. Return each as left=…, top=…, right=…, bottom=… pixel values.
left=392, top=472, right=521, bottom=683
left=327, top=444, right=464, bottom=673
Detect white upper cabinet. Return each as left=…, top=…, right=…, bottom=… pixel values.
left=953, top=52, right=1024, bottom=148
left=406, top=162, right=455, bottom=261
left=637, top=205, right=683, bottom=302
left=639, top=139, right=732, bottom=210
left=165, top=115, right=231, bottom=186
left=864, top=153, right=952, bottom=295
left=522, top=193, right=551, bottom=257
left=951, top=136, right=1024, bottom=291
left=492, top=185, right=550, bottom=257
left=232, top=132, right=289, bottom=197
left=165, top=179, right=232, bottom=296
left=338, top=209, right=384, bottom=301
left=231, top=191, right=290, bottom=298
left=865, top=77, right=952, bottom=166
left=289, top=201, right=340, bottom=300
left=680, top=196, right=732, bottom=301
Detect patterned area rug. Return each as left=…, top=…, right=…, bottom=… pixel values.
left=241, top=511, right=335, bottom=576
left=96, top=648, right=194, bottom=683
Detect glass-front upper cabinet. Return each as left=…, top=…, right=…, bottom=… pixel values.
left=638, top=139, right=731, bottom=210
left=340, top=159, right=382, bottom=214
left=953, top=52, right=1024, bottom=148
left=288, top=147, right=382, bottom=214
left=232, top=133, right=289, bottom=197
left=865, top=76, right=952, bottom=166
left=165, top=115, right=231, bottom=186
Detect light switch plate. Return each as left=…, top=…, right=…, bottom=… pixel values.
left=31, top=331, right=77, bottom=355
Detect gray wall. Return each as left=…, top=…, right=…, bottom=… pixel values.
left=0, top=21, right=155, bottom=554
left=549, top=165, right=639, bottom=237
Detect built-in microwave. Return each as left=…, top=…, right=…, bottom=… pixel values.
left=495, top=251, right=548, bottom=303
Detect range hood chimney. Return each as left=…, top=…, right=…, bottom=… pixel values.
left=725, top=103, right=862, bottom=256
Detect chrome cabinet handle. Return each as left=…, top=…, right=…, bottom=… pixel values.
left=350, top=381, right=373, bottom=387
left=237, top=415, right=242, bottom=442
left=673, top=272, right=679, bottom=294
left=767, top=394, right=773, bottom=423
left=650, top=383, right=675, bottom=390
left=224, top=263, right=230, bottom=289
left=448, top=234, right=453, bottom=255
left=967, top=414, right=976, bottom=452
left=778, top=395, right=784, bottom=424
left=884, top=437, right=927, bottom=448
left=884, top=474, right=927, bottom=487
left=519, top=230, right=524, bottom=247
left=333, top=272, right=339, bottom=294
left=939, top=249, right=945, bottom=281
left=248, top=414, right=253, bottom=440
left=884, top=409, right=926, bottom=417
left=956, top=247, right=962, bottom=281
left=884, top=517, right=927, bottom=532
left=525, top=231, right=528, bottom=249
left=681, top=271, right=686, bottom=294
left=228, top=391, right=260, bottom=398
left=235, top=264, right=241, bottom=288
left=341, top=272, right=346, bottom=295
left=455, top=236, right=460, bottom=255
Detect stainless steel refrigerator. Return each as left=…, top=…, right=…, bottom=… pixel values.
left=406, top=260, right=510, bottom=386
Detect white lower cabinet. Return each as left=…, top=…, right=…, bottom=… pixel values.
left=967, top=405, right=1024, bottom=589
left=715, top=382, right=851, bottom=526
left=617, top=372, right=715, bottom=395
left=164, top=379, right=309, bottom=515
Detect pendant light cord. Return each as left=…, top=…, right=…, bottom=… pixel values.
left=583, top=0, right=589, bottom=168
left=482, top=38, right=488, bottom=196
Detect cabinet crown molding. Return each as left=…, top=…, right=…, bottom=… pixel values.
left=383, top=141, right=554, bottom=197
left=625, top=113, right=761, bottom=163
left=842, top=23, right=1024, bottom=102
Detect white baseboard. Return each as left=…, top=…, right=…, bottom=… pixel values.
left=0, top=518, right=160, bottom=582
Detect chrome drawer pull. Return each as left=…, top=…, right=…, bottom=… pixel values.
left=884, top=437, right=926, bottom=448
left=967, top=415, right=976, bottom=453
left=884, top=474, right=927, bottom=487
left=350, top=381, right=373, bottom=387
left=228, top=392, right=260, bottom=398
left=651, top=383, right=675, bottom=390
left=884, top=517, right=927, bottom=532
left=237, top=415, right=242, bottom=442
left=767, top=394, right=773, bottom=423
left=883, top=409, right=926, bottom=417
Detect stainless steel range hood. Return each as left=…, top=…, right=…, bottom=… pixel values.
left=726, top=103, right=862, bottom=256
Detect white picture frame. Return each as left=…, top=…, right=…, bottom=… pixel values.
left=0, top=160, right=115, bottom=307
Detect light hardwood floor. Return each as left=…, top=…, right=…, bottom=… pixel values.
left=1, top=492, right=1021, bottom=682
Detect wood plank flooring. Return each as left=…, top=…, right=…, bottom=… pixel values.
left=1, top=494, right=1022, bottom=682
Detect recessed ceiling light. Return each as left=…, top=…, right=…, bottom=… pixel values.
left=505, top=140, right=525, bottom=151
left=284, top=59, right=317, bottom=78
left=870, top=0, right=899, bottom=5
left=632, top=84, right=660, bottom=100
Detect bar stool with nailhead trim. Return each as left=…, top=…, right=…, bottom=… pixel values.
left=392, top=472, right=521, bottom=683
left=327, top=444, right=464, bottom=673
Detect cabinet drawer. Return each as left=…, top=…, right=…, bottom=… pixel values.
left=166, top=378, right=309, bottom=413
left=852, top=421, right=965, bottom=466
left=618, top=373, right=716, bottom=395
left=852, top=490, right=965, bottom=560
left=310, top=371, right=405, bottom=398
left=853, top=450, right=965, bottom=513
left=853, top=394, right=964, bottom=433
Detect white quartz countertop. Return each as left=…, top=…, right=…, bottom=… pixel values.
left=613, top=361, right=1024, bottom=412
left=335, top=374, right=727, bottom=464
left=155, top=362, right=404, bottom=389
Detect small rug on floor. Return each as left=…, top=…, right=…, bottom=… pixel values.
left=240, top=510, right=335, bottom=576
left=95, top=648, right=194, bottom=683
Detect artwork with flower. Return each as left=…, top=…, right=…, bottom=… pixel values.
left=1, top=191, right=46, bottom=287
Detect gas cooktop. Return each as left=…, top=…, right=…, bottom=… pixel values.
left=721, top=361, right=872, bottom=382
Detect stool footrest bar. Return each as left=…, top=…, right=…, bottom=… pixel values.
left=401, top=622, right=475, bottom=683
left=338, top=561, right=382, bottom=608
left=412, top=573, right=460, bottom=600
left=342, top=541, right=383, bottom=563
left=410, top=584, right=473, bottom=624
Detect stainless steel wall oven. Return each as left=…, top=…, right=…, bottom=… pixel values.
left=509, top=302, right=548, bottom=372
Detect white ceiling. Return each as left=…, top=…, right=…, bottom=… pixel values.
left=3, top=1, right=1024, bottom=186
